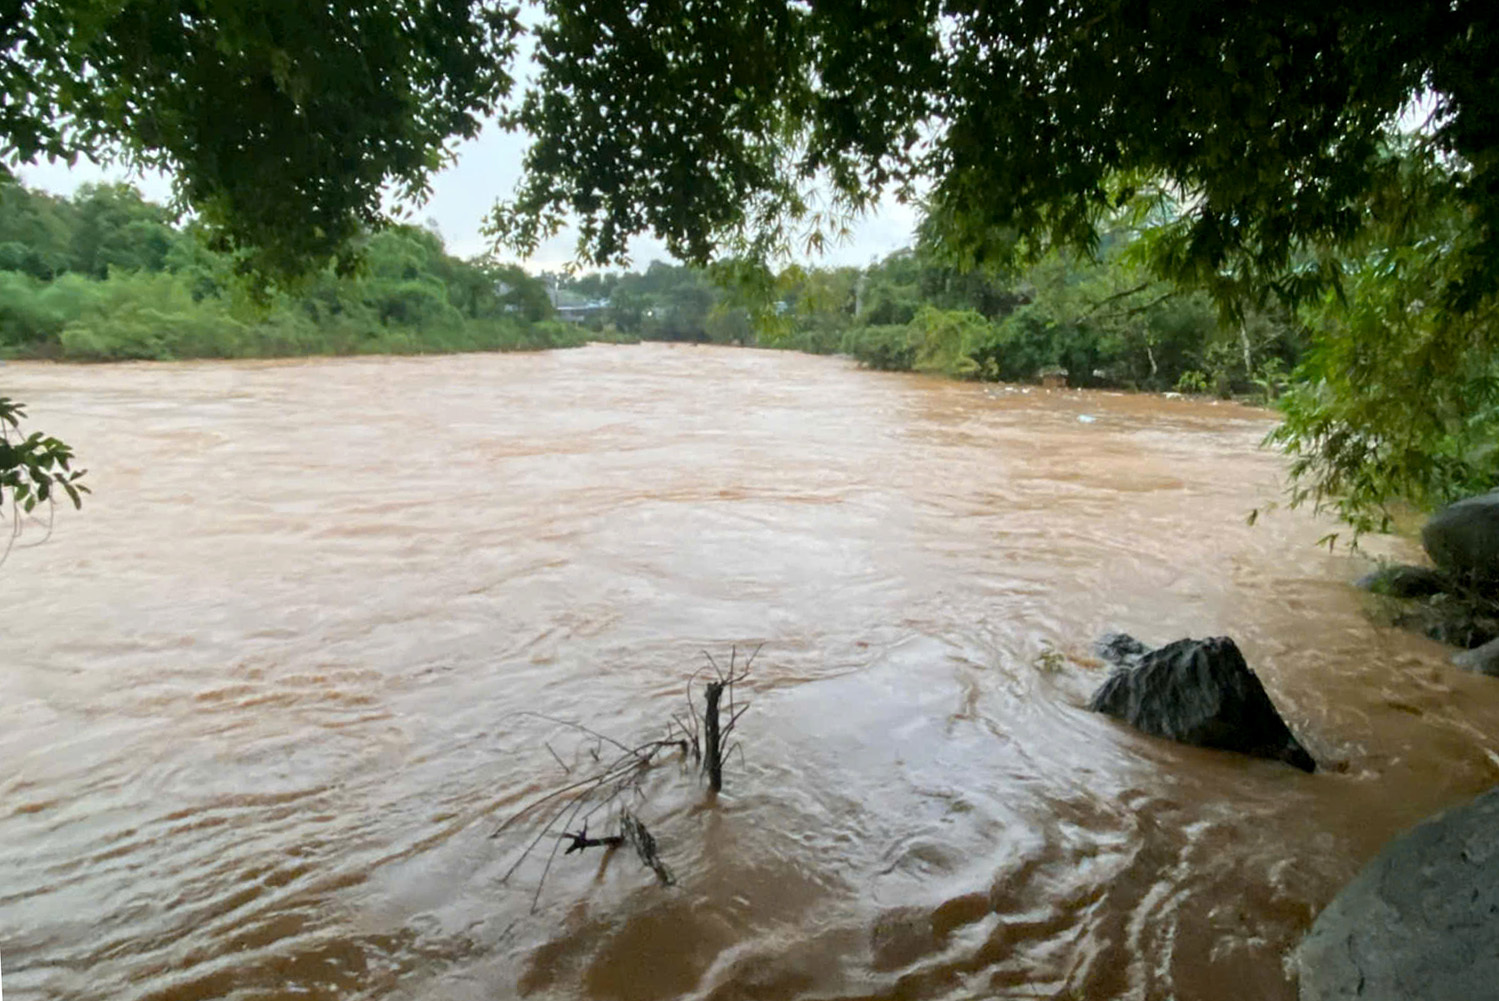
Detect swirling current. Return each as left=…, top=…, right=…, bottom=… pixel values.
left=5, top=343, right=1499, bottom=1000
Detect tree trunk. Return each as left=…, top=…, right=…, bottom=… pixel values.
left=703, top=681, right=725, bottom=792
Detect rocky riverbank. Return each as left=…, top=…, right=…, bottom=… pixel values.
left=1298, top=786, right=1499, bottom=1001
left=1359, top=491, right=1499, bottom=673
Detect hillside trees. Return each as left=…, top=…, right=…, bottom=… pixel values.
left=0, top=178, right=562, bottom=361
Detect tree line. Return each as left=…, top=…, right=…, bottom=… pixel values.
left=0, top=166, right=1299, bottom=399
left=6, top=161, right=1492, bottom=542
left=554, top=231, right=1303, bottom=399
left=0, top=171, right=574, bottom=362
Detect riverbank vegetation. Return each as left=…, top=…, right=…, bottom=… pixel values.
left=4, top=161, right=1490, bottom=541
left=0, top=173, right=578, bottom=362
left=1, top=171, right=1294, bottom=400
left=553, top=233, right=1304, bottom=401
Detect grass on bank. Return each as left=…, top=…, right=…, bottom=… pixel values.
left=0, top=268, right=587, bottom=362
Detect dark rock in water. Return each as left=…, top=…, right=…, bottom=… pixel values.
left=1094, top=632, right=1151, bottom=667
left=1354, top=563, right=1448, bottom=599
left=1422, top=491, right=1499, bottom=588
left=1088, top=635, right=1315, bottom=772
left=1356, top=533, right=1499, bottom=652
left=1298, top=785, right=1499, bottom=1001
left=1390, top=593, right=1499, bottom=649
left=1452, top=636, right=1499, bottom=676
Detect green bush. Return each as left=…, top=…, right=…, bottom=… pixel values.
left=55, top=271, right=249, bottom=359
left=777, top=326, right=843, bottom=354
left=1175, top=369, right=1210, bottom=394
left=966, top=307, right=1060, bottom=383
left=0, top=271, right=67, bottom=348
left=908, top=306, right=988, bottom=378
left=841, top=324, right=916, bottom=371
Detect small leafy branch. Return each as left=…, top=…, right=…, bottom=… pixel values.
left=0, top=397, right=89, bottom=566
left=490, top=646, right=757, bottom=909
left=676, top=644, right=756, bottom=793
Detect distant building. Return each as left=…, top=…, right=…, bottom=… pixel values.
left=547, top=285, right=611, bottom=324
left=554, top=300, right=610, bottom=323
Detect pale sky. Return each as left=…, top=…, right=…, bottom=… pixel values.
left=16, top=120, right=920, bottom=275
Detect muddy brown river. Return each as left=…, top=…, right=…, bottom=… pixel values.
left=4, top=343, right=1499, bottom=1000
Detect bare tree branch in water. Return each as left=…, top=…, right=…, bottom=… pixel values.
left=490, top=647, right=756, bottom=908
left=695, top=644, right=757, bottom=793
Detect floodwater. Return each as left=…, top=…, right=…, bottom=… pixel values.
left=4, top=343, right=1498, bottom=1001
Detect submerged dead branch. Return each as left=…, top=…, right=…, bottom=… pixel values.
left=490, top=647, right=755, bottom=907
left=561, top=826, right=624, bottom=854
left=696, top=643, right=757, bottom=793
left=622, top=810, right=674, bottom=885
left=704, top=680, right=725, bottom=792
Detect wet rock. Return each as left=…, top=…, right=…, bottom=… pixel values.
left=1088, top=635, right=1316, bottom=772
left=1422, top=491, right=1499, bottom=588
left=1354, top=563, right=1449, bottom=599
left=1390, top=593, right=1499, bottom=649
left=1298, top=785, right=1499, bottom=1001
left=1452, top=636, right=1499, bottom=676
left=1095, top=632, right=1150, bottom=667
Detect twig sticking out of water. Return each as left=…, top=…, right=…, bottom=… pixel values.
left=695, top=644, right=757, bottom=793
left=704, top=680, right=725, bottom=792
left=490, top=649, right=754, bottom=907
left=558, top=810, right=674, bottom=884
left=622, top=811, right=674, bottom=885
left=560, top=825, right=624, bottom=854
left=489, top=718, right=689, bottom=911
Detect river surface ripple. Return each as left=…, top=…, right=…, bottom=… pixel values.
left=4, top=343, right=1498, bottom=1000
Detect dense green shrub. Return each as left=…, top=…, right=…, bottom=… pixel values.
left=841, top=324, right=916, bottom=371
left=776, top=326, right=843, bottom=355
left=1268, top=211, right=1499, bottom=535
left=0, top=177, right=569, bottom=363
left=0, top=270, right=75, bottom=348
left=966, top=307, right=1059, bottom=383
left=56, top=272, right=251, bottom=360
left=908, top=306, right=987, bottom=378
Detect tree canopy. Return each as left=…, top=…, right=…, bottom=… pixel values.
left=497, top=1, right=1497, bottom=308
left=3, top=1, right=520, bottom=281
left=6, top=1, right=1493, bottom=308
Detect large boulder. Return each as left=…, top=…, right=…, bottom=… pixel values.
left=1422, top=491, right=1499, bottom=588
left=1390, top=593, right=1499, bottom=649
left=1298, top=785, right=1499, bottom=1001
left=1089, top=635, right=1316, bottom=772
left=1354, top=563, right=1449, bottom=599
left=1452, top=636, right=1499, bottom=676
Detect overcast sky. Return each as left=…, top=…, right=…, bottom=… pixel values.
left=17, top=119, right=920, bottom=275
